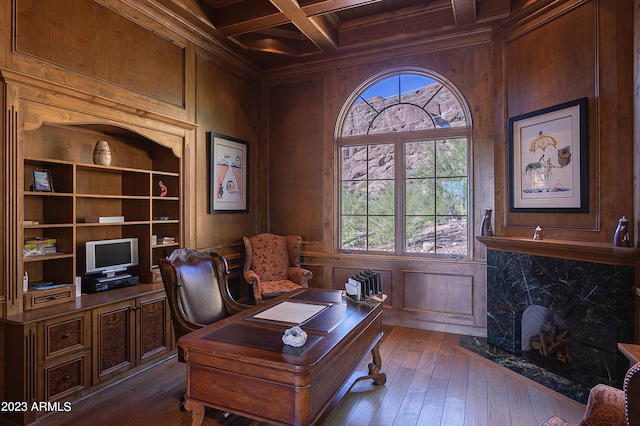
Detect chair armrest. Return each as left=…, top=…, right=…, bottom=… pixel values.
left=288, top=267, right=313, bottom=288
left=580, top=384, right=626, bottom=426
left=541, top=384, right=626, bottom=426
left=244, top=270, right=262, bottom=303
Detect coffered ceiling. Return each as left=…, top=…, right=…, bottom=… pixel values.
left=155, top=0, right=511, bottom=71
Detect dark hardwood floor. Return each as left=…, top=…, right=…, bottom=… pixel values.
left=38, top=325, right=585, bottom=426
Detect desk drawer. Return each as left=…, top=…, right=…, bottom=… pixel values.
left=24, top=285, right=76, bottom=311
left=38, top=351, right=90, bottom=402
left=38, top=311, right=91, bottom=363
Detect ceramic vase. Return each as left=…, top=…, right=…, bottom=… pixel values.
left=93, top=140, right=112, bottom=166
left=480, top=209, right=493, bottom=236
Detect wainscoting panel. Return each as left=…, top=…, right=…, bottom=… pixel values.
left=403, top=271, right=474, bottom=317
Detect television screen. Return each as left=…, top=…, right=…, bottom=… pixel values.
left=86, top=238, right=138, bottom=277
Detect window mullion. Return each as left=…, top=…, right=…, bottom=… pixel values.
left=397, top=137, right=405, bottom=254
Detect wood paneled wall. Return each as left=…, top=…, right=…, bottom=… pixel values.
left=261, top=0, right=635, bottom=335
left=0, top=0, right=636, bottom=341
left=267, top=80, right=325, bottom=241
left=496, top=0, right=635, bottom=241
left=192, top=53, right=261, bottom=249
left=262, top=40, right=496, bottom=336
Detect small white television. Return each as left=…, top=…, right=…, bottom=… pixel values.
left=85, top=237, right=139, bottom=277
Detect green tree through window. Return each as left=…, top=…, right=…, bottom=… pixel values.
left=336, top=69, right=471, bottom=255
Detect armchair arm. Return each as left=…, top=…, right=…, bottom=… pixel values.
left=288, top=267, right=313, bottom=288
left=579, top=384, right=626, bottom=426
left=541, top=384, right=626, bottom=426
left=244, top=269, right=263, bottom=303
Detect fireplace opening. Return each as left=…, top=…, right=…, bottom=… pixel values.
left=522, top=305, right=572, bottom=363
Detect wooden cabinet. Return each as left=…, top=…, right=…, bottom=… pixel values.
left=1, top=73, right=189, bottom=425
left=36, top=311, right=91, bottom=403
left=21, top=124, right=181, bottom=310
left=1, top=284, right=170, bottom=426
left=93, top=292, right=171, bottom=383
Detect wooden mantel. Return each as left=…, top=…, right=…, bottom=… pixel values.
left=477, top=236, right=640, bottom=267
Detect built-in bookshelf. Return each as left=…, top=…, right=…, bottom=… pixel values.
left=22, top=123, right=181, bottom=309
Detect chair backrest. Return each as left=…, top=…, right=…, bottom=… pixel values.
left=158, top=248, right=238, bottom=339
left=244, top=234, right=302, bottom=281
left=624, top=361, right=640, bottom=425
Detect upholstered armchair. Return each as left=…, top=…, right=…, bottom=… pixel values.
left=541, top=362, right=640, bottom=426
left=242, top=233, right=313, bottom=304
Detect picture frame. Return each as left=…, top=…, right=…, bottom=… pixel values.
left=208, top=132, right=248, bottom=213
left=32, top=169, right=53, bottom=192
left=508, top=97, right=588, bottom=213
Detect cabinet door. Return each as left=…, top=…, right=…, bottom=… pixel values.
left=92, top=299, right=135, bottom=383
left=135, top=293, right=171, bottom=364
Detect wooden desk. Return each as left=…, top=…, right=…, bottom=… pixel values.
left=178, top=288, right=386, bottom=426
left=618, top=342, right=640, bottom=364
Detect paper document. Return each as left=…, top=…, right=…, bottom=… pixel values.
left=252, top=301, right=329, bottom=324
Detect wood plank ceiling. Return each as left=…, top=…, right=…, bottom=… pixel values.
left=155, top=0, right=511, bottom=70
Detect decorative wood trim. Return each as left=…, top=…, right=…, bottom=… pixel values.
left=477, top=236, right=640, bottom=266
left=5, top=104, right=21, bottom=315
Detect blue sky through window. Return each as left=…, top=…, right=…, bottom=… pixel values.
left=358, top=74, right=435, bottom=103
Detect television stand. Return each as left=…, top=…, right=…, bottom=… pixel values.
left=82, top=274, right=139, bottom=293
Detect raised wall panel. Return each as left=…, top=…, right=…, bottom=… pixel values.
left=194, top=54, right=260, bottom=247
left=403, top=271, right=474, bottom=317
left=267, top=80, right=324, bottom=242
left=500, top=0, right=635, bottom=242
left=15, top=0, right=185, bottom=106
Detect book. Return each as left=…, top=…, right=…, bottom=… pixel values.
left=85, top=216, right=125, bottom=223
left=25, top=237, right=57, bottom=245
left=24, top=242, right=56, bottom=249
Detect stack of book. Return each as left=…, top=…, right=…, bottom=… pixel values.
left=24, top=237, right=57, bottom=257
left=160, top=236, right=175, bottom=245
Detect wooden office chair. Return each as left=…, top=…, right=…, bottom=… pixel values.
left=242, top=233, right=313, bottom=304
left=541, top=361, right=640, bottom=426
left=159, top=248, right=249, bottom=408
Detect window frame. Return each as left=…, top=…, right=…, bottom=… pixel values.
left=335, top=67, right=473, bottom=258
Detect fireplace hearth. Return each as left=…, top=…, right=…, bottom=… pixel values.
left=472, top=249, right=635, bottom=403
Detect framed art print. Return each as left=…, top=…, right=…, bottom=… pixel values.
left=508, top=97, right=588, bottom=213
left=208, top=132, right=248, bottom=213
left=32, top=169, right=53, bottom=192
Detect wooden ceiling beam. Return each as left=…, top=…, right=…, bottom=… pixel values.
left=269, top=0, right=339, bottom=51
left=298, top=0, right=382, bottom=17
left=214, top=0, right=378, bottom=36
left=451, top=0, right=476, bottom=26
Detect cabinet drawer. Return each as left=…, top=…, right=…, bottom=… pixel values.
left=38, top=311, right=91, bottom=363
left=38, top=351, right=90, bottom=402
left=24, top=284, right=76, bottom=311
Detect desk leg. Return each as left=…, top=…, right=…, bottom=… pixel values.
left=354, top=341, right=387, bottom=386
left=184, top=399, right=205, bottom=426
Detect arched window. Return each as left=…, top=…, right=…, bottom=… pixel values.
left=336, top=68, right=472, bottom=256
